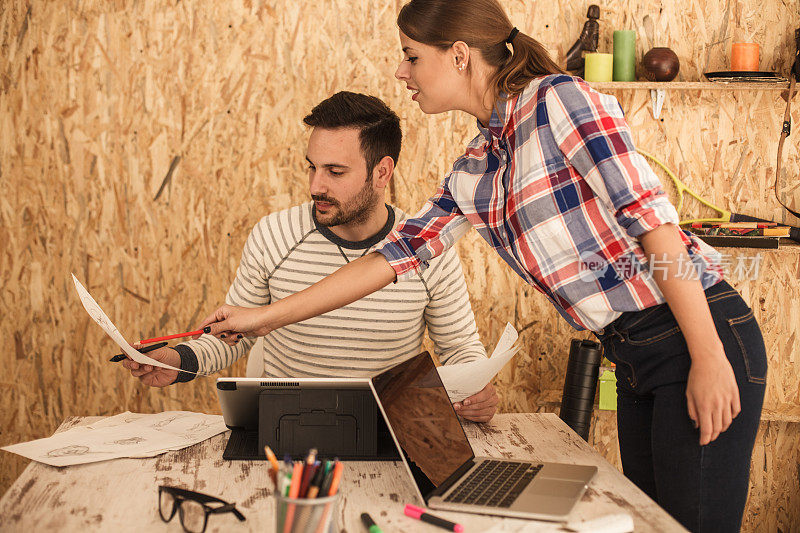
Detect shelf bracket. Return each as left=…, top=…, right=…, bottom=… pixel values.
left=650, top=88, right=666, bottom=119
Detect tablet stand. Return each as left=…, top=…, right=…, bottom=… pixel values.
left=222, top=386, right=399, bottom=461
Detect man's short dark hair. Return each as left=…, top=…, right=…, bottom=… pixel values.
left=303, top=91, right=402, bottom=175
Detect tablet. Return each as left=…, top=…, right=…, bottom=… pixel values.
left=216, top=376, right=371, bottom=431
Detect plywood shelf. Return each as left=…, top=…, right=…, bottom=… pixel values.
left=589, top=81, right=791, bottom=91
left=714, top=242, right=800, bottom=254
left=587, top=80, right=793, bottom=119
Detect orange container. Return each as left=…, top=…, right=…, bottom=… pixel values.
left=731, top=42, right=759, bottom=71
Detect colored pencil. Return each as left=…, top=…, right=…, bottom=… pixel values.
left=299, top=463, right=319, bottom=498
left=109, top=341, right=167, bottom=362
left=326, top=462, right=344, bottom=496
left=137, top=329, right=204, bottom=345
left=283, top=461, right=304, bottom=533
left=264, top=446, right=280, bottom=486
left=305, top=464, right=326, bottom=499
left=313, top=460, right=342, bottom=533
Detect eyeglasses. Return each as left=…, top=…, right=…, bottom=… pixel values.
left=158, top=485, right=246, bottom=533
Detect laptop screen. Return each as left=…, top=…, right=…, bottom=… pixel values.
left=371, top=352, right=475, bottom=492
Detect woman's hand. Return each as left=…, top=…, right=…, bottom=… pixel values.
left=199, top=304, right=273, bottom=344
left=639, top=223, right=741, bottom=445
left=686, top=346, right=741, bottom=445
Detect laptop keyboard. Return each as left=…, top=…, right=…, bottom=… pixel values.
left=443, top=460, right=543, bottom=508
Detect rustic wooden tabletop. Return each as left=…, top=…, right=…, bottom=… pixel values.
left=0, top=413, right=685, bottom=532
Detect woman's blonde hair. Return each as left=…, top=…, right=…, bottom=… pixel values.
left=397, top=0, right=564, bottom=98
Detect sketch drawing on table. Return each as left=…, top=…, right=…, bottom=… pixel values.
left=46, top=445, right=93, bottom=457
left=151, top=416, right=179, bottom=430
left=105, top=437, right=146, bottom=446
left=183, top=420, right=215, bottom=440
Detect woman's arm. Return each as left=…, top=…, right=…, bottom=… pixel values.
left=639, top=223, right=740, bottom=446
left=201, top=175, right=470, bottom=340
left=201, top=252, right=396, bottom=338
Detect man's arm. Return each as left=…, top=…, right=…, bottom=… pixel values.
left=423, top=248, right=498, bottom=422
left=423, top=248, right=487, bottom=365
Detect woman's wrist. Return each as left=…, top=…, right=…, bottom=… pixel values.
left=258, top=301, right=283, bottom=334
left=684, top=335, right=725, bottom=361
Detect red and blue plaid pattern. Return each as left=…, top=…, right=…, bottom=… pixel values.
left=378, top=75, right=723, bottom=331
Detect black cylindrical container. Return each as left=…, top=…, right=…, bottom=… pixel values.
left=559, top=339, right=602, bottom=441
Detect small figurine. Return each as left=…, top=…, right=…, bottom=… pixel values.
left=565, top=5, right=600, bottom=77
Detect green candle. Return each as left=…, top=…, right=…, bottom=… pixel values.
left=613, top=30, right=636, bottom=81
left=584, top=53, right=613, bottom=82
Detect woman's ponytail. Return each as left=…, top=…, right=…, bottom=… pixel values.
left=492, top=31, right=565, bottom=97
left=398, top=0, right=564, bottom=99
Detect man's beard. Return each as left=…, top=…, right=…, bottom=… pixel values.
left=312, top=179, right=378, bottom=228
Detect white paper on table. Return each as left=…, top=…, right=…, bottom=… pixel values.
left=72, top=273, right=196, bottom=374
left=437, top=322, right=520, bottom=402
left=1, top=411, right=227, bottom=466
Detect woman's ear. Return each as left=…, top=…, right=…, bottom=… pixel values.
left=451, top=41, right=470, bottom=71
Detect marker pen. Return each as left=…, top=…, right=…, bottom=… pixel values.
left=361, top=512, right=384, bottom=533
left=404, top=504, right=464, bottom=532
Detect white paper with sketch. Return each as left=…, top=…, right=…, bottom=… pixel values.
left=1, top=411, right=227, bottom=466
left=72, top=273, right=189, bottom=373
left=437, top=322, right=520, bottom=402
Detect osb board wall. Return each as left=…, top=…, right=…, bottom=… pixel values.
left=1, top=0, right=798, bottom=529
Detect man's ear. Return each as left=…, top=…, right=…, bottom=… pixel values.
left=372, top=155, right=395, bottom=190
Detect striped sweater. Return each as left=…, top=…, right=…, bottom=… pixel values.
left=175, top=202, right=486, bottom=379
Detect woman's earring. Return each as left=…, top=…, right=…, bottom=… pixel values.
left=458, top=63, right=466, bottom=71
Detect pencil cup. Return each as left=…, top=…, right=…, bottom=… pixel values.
left=275, top=493, right=340, bottom=533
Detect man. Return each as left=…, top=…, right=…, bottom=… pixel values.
left=125, top=91, right=498, bottom=422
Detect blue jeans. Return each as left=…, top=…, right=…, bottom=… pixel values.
left=597, top=280, right=766, bottom=532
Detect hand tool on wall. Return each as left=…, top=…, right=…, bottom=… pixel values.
left=775, top=27, right=800, bottom=219
left=638, top=149, right=800, bottom=244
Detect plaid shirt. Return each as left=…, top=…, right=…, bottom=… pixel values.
left=377, top=74, right=723, bottom=331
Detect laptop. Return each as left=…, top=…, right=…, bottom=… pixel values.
left=216, top=377, right=398, bottom=461
left=369, top=352, right=598, bottom=521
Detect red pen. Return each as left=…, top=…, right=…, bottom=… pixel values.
left=404, top=504, right=463, bottom=532
left=136, top=329, right=206, bottom=345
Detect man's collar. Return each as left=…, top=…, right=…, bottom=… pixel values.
left=313, top=204, right=395, bottom=250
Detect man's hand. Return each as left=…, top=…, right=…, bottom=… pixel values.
left=686, top=348, right=741, bottom=445
left=122, top=347, right=181, bottom=388
left=453, top=383, right=499, bottom=423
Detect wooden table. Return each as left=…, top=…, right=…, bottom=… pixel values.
left=0, top=413, right=685, bottom=532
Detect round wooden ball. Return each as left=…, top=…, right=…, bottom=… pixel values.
left=642, top=47, right=680, bottom=81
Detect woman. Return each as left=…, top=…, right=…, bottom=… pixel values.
left=200, top=1, right=765, bottom=530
